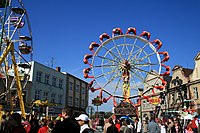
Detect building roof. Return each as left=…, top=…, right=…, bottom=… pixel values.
left=182, top=68, right=193, bottom=77
left=194, top=51, right=200, bottom=61
left=172, top=65, right=193, bottom=78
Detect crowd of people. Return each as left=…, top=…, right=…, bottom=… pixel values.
left=0, top=106, right=200, bottom=133
left=0, top=106, right=94, bottom=133
left=102, top=113, right=200, bottom=133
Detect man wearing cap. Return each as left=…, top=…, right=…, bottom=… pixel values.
left=76, top=114, right=94, bottom=133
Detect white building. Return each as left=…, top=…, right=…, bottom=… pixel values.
left=28, top=61, right=66, bottom=114
left=27, top=61, right=89, bottom=116
left=0, top=61, right=89, bottom=116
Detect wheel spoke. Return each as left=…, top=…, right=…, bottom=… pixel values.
left=96, top=55, right=118, bottom=64
left=100, top=45, right=122, bottom=62
left=102, top=69, right=121, bottom=88
left=111, top=38, right=124, bottom=60
left=93, top=64, right=118, bottom=68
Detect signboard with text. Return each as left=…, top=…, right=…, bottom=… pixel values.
left=149, top=96, right=161, bottom=105
left=114, top=101, right=137, bottom=116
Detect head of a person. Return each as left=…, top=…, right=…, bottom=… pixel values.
left=188, top=120, right=192, bottom=124
left=126, top=119, right=130, bottom=125
left=121, top=120, right=127, bottom=126
left=10, top=113, right=22, bottom=124
left=135, top=117, right=139, bottom=123
left=143, top=118, right=147, bottom=123
left=174, top=121, right=179, bottom=126
left=115, top=119, right=120, bottom=124
left=108, top=118, right=114, bottom=124
left=168, top=118, right=173, bottom=123
left=2, top=114, right=6, bottom=120
left=75, top=114, right=90, bottom=126
left=47, top=120, right=55, bottom=129
left=62, top=106, right=73, bottom=118
left=150, top=113, right=155, bottom=121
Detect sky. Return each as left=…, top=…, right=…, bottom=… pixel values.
left=19, top=0, right=200, bottom=112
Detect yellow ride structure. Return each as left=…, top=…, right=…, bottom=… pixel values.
left=0, top=0, right=33, bottom=119
left=0, top=42, right=26, bottom=118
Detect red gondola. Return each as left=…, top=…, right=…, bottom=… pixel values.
left=99, top=33, right=110, bottom=43
left=126, top=27, right=137, bottom=35
left=83, top=54, right=93, bottom=66
left=89, top=42, right=100, bottom=53
left=151, top=39, right=162, bottom=51
left=83, top=68, right=94, bottom=79
left=12, top=7, right=24, bottom=15
left=159, top=51, right=170, bottom=63
left=88, top=80, right=94, bottom=89
left=160, top=64, right=170, bottom=76
left=103, top=95, right=112, bottom=103
left=140, top=31, right=150, bottom=40
left=112, top=28, right=123, bottom=37
left=18, top=43, right=32, bottom=54
left=154, top=78, right=167, bottom=90
left=90, top=87, right=101, bottom=92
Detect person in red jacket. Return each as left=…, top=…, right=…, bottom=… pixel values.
left=115, top=119, right=121, bottom=132
left=192, top=116, right=198, bottom=133
left=38, top=119, right=55, bottom=133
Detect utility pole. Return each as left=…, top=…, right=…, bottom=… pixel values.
left=51, top=57, right=55, bottom=68
left=138, top=88, right=144, bottom=133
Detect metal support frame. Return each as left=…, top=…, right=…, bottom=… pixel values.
left=0, top=42, right=26, bottom=118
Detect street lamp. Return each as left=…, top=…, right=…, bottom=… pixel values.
left=138, top=88, right=144, bottom=133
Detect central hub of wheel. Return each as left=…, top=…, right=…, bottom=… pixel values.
left=121, top=60, right=131, bottom=72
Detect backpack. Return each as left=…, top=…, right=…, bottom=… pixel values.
left=82, top=128, right=95, bottom=133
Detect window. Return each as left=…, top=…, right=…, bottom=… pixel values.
left=143, top=101, right=146, bottom=109
left=69, top=82, right=73, bottom=91
left=193, top=87, right=199, bottom=99
left=36, top=71, right=42, bottom=82
left=76, top=84, right=80, bottom=92
left=58, top=94, right=63, bottom=104
left=82, top=87, right=85, bottom=94
left=52, top=77, right=57, bottom=86
left=35, top=90, right=41, bottom=100
left=43, top=91, right=49, bottom=100
left=171, top=94, right=175, bottom=105
left=75, top=98, right=79, bottom=107
left=59, top=79, right=63, bottom=88
left=44, top=74, right=50, bottom=84
left=68, top=96, right=72, bottom=105
left=51, top=93, right=56, bottom=103
left=81, top=99, right=85, bottom=107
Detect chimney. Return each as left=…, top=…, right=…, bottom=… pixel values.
left=56, top=67, right=61, bottom=72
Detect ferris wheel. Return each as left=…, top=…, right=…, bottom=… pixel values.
left=83, top=27, right=170, bottom=107
left=0, top=0, right=33, bottom=118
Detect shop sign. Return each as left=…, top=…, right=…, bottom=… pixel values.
left=149, top=96, right=160, bottom=105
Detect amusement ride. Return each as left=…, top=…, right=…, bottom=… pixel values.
left=0, top=0, right=33, bottom=118
left=83, top=27, right=171, bottom=116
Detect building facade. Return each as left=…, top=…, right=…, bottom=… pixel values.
left=66, top=73, right=88, bottom=116
left=188, top=52, right=200, bottom=113
left=142, top=72, right=171, bottom=118
left=0, top=61, right=89, bottom=116
left=28, top=61, right=67, bottom=114
left=141, top=52, right=200, bottom=118
left=25, top=61, right=88, bottom=116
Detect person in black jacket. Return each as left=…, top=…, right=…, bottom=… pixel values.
left=52, top=106, right=80, bottom=133
left=106, top=118, right=118, bottom=133
left=8, top=113, right=26, bottom=133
